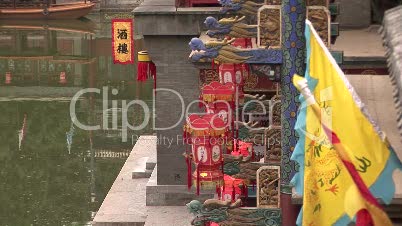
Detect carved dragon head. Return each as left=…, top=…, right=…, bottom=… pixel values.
left=189, top=37, right=207, bottom=51
left=189, top=38, right=209, bottom=62
left=187, top=199, right=241, bottom=225
left=219, top=0, right=241, bottom=14
left=189, top=38, right=217, bottom=62
left=188, top=38, right=249, bottom=63
left=204, top=16, right=220, bottom=29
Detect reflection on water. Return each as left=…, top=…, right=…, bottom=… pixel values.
left=0, top=14, right=152, bottom=225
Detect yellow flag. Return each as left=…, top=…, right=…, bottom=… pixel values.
left=291, top=20, right=402, bottom=226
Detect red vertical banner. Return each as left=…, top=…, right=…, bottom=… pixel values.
left=112, top=19, right=134, bottom=64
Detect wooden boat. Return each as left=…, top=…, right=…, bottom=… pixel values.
left=0, top=1, right=95, bottom=20
left=0, top=19, right=97, bottom=34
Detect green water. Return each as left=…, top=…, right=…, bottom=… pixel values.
left=0, top=13, right=153, bottom=225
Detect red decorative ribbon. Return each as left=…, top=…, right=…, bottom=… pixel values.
left=196, top=163, right=200, bottom=196
left=221, top=160, right=225, bottom=192
left=232, top=185, right=236, bottom=201
left=216, top=184, right=221, bottom=199
left=323, top=125, right=385, bottom=226
left=186, top=155, right=192, bottom=190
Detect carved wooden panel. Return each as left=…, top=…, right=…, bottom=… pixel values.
left=257, top=166, right=281, bottom=208
left=269, top=99, right=281, bottom=127
left=264, top=126, right=281, bottom=163
left=306, top=0, right=329, bottom=7
left=198, top=67, right=278, bottom=92
left=307, top=6, right=331, bottom=47
left=258, top=6, right=281, bottom=48
left=250, top=64, right=281, bottom=82
left=199, top=69, right=219, bottom=88
left=243, top=68, right=278, bottom=92
left=244, top=72, right=258, bottom=90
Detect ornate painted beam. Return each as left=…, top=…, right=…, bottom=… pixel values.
left=187, top=199, right=282, bottom=226
left=189, top=37, right=283, bottom=64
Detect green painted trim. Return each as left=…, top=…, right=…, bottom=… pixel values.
left=281, top=184, right=293, bottom=194
left=330, top=50, right=344, bottom=64
left=331, top=22, right=339, bottom=37
left=329, top=3, right=340, bottom=16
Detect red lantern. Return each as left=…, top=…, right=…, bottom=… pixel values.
left=201, top=81, right=242, bottom=115
left=5, top=72, right=11, bottom=84
left=201, top=81, right=244, bottom=153
left=218, top=63, right=246, bottom=86
left=232, top=139, right=254, bottom=159
left=59, top=72, right=67, bottom=84
left=220, top=175, right=245, bottom=203
left=183, top=114, right=227, bottom=195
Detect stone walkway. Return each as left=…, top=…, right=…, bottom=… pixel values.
left=332, top=26, right=386, bottom=58
left=92, top=136, right=192, bottom=226
left=92, top=136, right=153, bottom=226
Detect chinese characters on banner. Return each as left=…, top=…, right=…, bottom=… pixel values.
left=112, top=19, right=134, bottom=64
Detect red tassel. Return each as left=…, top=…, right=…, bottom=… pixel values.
left=137, top=62, right=148, bottom=82
left=211, top=59, right=215, bottom=70
left=150, top=61, right=156, bottom=96
left=221, top=161, right=225, bottom=192
left=137, top=61, right=156, bottom=82
left=149, top=61, right=156, bottom=79
left=240, top=184, right=248, bottom=206
left=186, top=155, right=192, bottom=190
left=232, top=185, right=236, bottom=202
left=356, top=209, right=374, bottom=226
left=196, top=163, right=200, bottom=196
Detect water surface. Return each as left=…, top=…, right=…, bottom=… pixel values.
left=0, top=13, right=152, bottom=225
